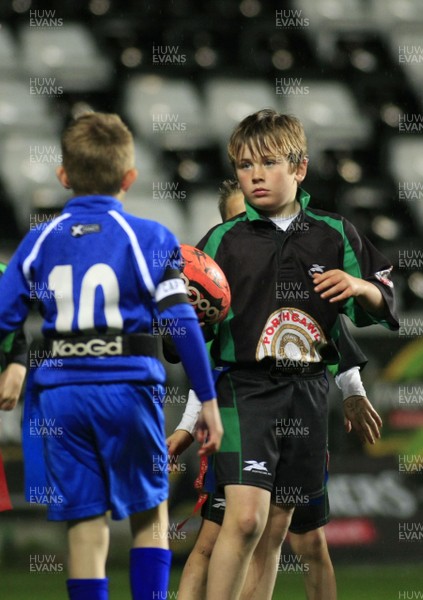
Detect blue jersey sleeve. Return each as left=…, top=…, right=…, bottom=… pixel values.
left=140, top=222, right=215, bottom=401
left=0, top=236, right=34, bottom=339
left=167, top=308, right=216, bottom=403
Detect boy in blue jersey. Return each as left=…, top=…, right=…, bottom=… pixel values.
left=0, top=112, right=222, bottom=600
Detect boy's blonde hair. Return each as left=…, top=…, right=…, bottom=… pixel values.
left=227, top=109, right=308, bottom=172
left=61, top=112, right=135, bottom=195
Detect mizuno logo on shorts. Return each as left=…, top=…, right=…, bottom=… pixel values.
left=212, top=497, right=226, bottom=509
left=52, top=337, right=123, bottom=357
left=243, top=460, right=270, bottom=474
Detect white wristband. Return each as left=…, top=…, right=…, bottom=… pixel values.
left=335, top=366, right=367, bottom=401
left=174, top=389, right=202, bottom=435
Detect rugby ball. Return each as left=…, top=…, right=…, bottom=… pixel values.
left=180, top=244, right=231, bottom=324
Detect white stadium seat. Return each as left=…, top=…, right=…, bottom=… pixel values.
left=281, top=80, right=372, bottom=158
left=0, top=133, right=69, bottom=233
left=19, top=23, right=113, bottom=92
left=124, top=75, right=212, bottom=151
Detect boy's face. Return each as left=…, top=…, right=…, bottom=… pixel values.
left=235, top=144, right=307, bottom=217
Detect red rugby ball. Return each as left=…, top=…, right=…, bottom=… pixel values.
left=180, top=244, right=231, bottom=324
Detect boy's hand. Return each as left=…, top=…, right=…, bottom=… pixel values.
left=196, top=399, right=223, bottom=456
left=343, top=395, right=382, bottom=444
left=313, top=270, right=365, bottom=303
left=166, top=429, right=194, bottom=458
left=313, top=270, right=385, bottom=314
left=0, top=363, right=26, bottom=411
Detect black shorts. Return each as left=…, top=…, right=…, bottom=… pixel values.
left=210, top=367, right=329, bottom=509
left=201, top=453, right=330, bottom=534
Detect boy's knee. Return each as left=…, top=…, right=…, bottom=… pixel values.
left=291, top=528, right=327, bottom=562
left=68, top=518, right=109, bottom=550
left=229, top=510, right=267, bottom=541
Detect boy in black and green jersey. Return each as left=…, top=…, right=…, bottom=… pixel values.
left=198, top=110, right=398, bottom=600
left=170, top=181, right=383, bottom=600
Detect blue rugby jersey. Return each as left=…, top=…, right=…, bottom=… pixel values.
left=0, top=195, right=214, bottom=398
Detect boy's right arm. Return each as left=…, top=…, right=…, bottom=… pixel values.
left=170, top=321, right=223, bottom=455
left=313, top=218, right=398, bottom=329
left=166, top=389, right=202, bottom=456
left=196, top=399, right=223, bottom=456
left=313, top=269, right=387, bottom=317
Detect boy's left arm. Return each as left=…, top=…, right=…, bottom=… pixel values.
left=329, top=315, right=382, bottom=444
left=343, top=394, right=382, bottom=445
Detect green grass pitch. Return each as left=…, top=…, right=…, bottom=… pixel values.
left=1, top=563, right=422, bottom=598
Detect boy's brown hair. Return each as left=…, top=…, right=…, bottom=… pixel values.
left=227, top=109, right=308, bottom=171
left=217, top=179, right=242, bottom=221
left=61, top=112, right=135, bottom=195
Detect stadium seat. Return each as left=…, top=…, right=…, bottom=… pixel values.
left=203, top=77, right=276, bottom=164
left=387, top=136, right=423, bottom=236
left=124, top=182, right=188, bottom=244
left=123, top=75, right=212, bottom=151
left=19, top=22, right=114, bottom=92
left=0, top=25, right=20, bottom=77
left=123, top=138, right=188, bottom=240
left=291, top=0, right=387, bottom=63
left=0, top=133, right=69, bottom=233
left=373, top=0, right=423, bottom=28
left=185, top=188, right=221, bottom=245
left=389, top=28, right=423, bottom=108
left=280, top=80, right=372, bottom=158
left=0, top=79, right=59, bottom=137
left=131, top=139, right=165, bottom=186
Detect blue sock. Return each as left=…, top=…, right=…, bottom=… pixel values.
left=66, top=578, right=109, bottom=600
left=130, top=548, right=172, bottom=600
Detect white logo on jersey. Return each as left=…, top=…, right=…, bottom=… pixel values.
left=71, top=223, right=101, bottom=237
left=374, top=268, right=394, bottom=288
left=308, top=264, right=325, bottom=277
left=212, top=497, right=226, bottom=509
left=243, top=460, right=270, bottom=474
left=51, top=336, right=122, bottom=357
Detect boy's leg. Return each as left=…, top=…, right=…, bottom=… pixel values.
left=178, top=518, right=221, bottom=600
left=287, top=451, right=335, bottom=600
left=206, top=484, right=273, bottom=600
left=129, top=500, right=172, bottom=600
left=67, top=514, right=109, bottom=600
left=68, top=515, right=110, bottom=577
left=240, top=502, right=294, bottom=600
left=290, top=528, right=337, bottom=600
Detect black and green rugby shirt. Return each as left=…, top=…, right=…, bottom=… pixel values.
left=197, top=188, right=399, bottom=371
